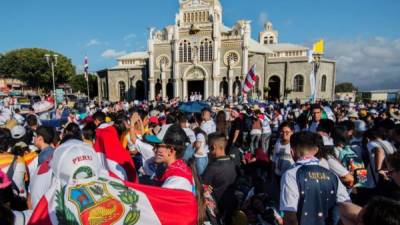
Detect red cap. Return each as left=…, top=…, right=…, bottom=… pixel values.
left=149, top=116, right=159, bottom=125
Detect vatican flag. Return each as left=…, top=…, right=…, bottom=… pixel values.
left=313, top=39, right=324, bottom=54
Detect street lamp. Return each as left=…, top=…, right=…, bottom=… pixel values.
left=45, top=54, right=58, bottom=112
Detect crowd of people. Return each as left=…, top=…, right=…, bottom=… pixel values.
left=1, top=97, right=400, bottom=225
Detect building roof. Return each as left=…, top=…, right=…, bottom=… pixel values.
left=117, top=51, right=149, bottom=60
left=266, top=43, right=309, bottom=52
left=220, top=24, right=232, bottom=33
left=249, top=39, right=274, bottom=54
left=369, top=89, right=400, bottom=93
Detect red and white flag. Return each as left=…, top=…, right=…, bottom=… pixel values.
left=242, top=65, right=257, bottom=95
left=84, top=56, right=89, bottom=81
left=94, top=123, right=137, bottom=183
left=28, top=171, right=198, bottom=225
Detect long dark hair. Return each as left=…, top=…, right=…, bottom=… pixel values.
left=60, top=123, right=82, bottom=144
left=216, top=111, right=228, bottom=137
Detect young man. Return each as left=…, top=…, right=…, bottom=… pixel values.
left=272, top=122, right=295, bottom=179
left=202, top=132, right=237, bottom=222
left=34, top=126, right=55, bottom=166
left=280, top=131, right=360, bottom=225
left=309, top=105, right=323, bottom=133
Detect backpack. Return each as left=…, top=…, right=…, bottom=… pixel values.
left=6, top=155, right=21, bottom=196
left=339, top=146, right=368, bottom=188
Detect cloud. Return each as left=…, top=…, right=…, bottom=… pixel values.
left=258, top=11, right=268, bottom=27
left=101, top=49, right=127, bottom=58
left=325, top=37, right=400, bottom=91
left=123, top=33, right=137, bottom=41
left=86, top=39, right=101, bottom=47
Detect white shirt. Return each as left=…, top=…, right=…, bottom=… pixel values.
left=365, top=140, right=396, bottom=188
left=280, top=158, right=350, bottom=212
left=201, top=119, right=216, bottom=135
left=272, top=141, right=294, bottom=176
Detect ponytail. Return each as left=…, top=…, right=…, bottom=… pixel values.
left=187, top=158, right=205, bottom=225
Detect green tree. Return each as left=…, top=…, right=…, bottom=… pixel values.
left=69, top=74, right=98, bottom=98
left=335, top=82, right=358, bottom=93
left=0, top=48, right=75, bottom=90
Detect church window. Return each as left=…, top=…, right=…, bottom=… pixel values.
left=200, top=39, right=213, bottom=61
left=184, top=13, right=187, bottom=22
left=321, top=75, right=327, bottom=92
left=195, top=12, right=198, bottom=22
left=191, top=13, right=194, bottom=22
left=293, top=75, right=304, bottom=92
left=179, top=44, right=183, bottom=62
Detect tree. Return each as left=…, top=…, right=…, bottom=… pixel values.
left=0, top=48, right=76, bottom=90
left=69, top=74, right=98, bottom=98
left=335, top=82, right=358, bottom=93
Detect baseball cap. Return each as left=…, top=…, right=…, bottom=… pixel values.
left=11, top=125, right=26, bottom=139
left=149, top=116, right=159, bottom=125
left=50, top=140, right=104, bottom=185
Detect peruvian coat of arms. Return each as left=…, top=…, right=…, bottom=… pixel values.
left=55, top=178, right=140, bottom=225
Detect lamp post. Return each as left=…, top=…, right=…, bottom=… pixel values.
left=45, top=54, right=58, bottom=112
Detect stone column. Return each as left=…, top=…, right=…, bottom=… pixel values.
left=183, top=79, right=188, bottom=99
left=97, top=76, right=102, bottom=102
left=228, top=69, right=234, bottom=96
left=149, top=78, right=155, bottom=100
left=213, top=78, right=219, bottom=97
left=161, top=71, right=167, bottom=101
left=204, top=78, right=209, bottom=100
left=173, top=26, right=180, bottom=98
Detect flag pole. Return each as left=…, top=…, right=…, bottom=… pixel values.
left=86, top=72, right=90, bottom=100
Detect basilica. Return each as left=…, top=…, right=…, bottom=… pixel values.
left=97, top=0, right=336, bottom=102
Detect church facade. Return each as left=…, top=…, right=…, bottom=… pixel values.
left=97, top=0, right=336, bottom=102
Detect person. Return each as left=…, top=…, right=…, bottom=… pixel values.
left=227, top=108, right=243, bottom=167
left=280, top=131, right=359, bottom=225
left=201, top=108, right=216, bottom=135
left=249, top=111, right=262, bottom=153
left=202, top=132, right=237, bottom=224
left=271, top=122, right=295, bottom=180
left=379, top=151, right=400, bottom=200
left=309, top=105, right=323, bottom=133
left=34, top=126, right=56, bottom=165
left=216, top=110, right=229, bottom=138
left=364, top=128, right=397, bottom=190
left=0, top=128, right=27, bottom=200
left=357, top=197, right=400, bottom=225
left=260, top=108, right=272, bottom=154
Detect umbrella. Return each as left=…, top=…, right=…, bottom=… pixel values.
left=178, top=101, right=210, bottom=113
left=33, top=101, right=54, bottom=113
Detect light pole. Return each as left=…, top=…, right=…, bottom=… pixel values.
left=45, top=54, right=58, bottom=112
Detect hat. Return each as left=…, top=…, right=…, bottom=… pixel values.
left=353, top=120, right=367, bottom=133
left=11, top=125, right=26, bottom=139
left=369, top=109, right=379, bottom=115
left=143, top=135, right=162, bottom=144
left=347, top=111, right=359, bottom=119
left=14, top=141, right=28, bottom=149
left=0, top=170, right=11, bottom=189
left=149, top=116, right=159, bottom=125
left=50, top=140, right=104, bottom=185
left=252, top=105, right=260, bottom=111
left=149, top=110, right=160, bottom=117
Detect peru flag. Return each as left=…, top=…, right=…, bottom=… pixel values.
left=94, top=123, right=137, bottom=183
left=242, top=65, right=257, bottom=95
left=28, top=172, right=198, bottom=225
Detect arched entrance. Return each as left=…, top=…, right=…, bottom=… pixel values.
left=220, top=78, right=228, bottom=97
left=167, top=79, right=174, bottom=100
left=184, top=66, right=206, bottom=99
left=135, top=80, right=145, bottom=101
left=268, top=76, right=280, bottom=100
left=233, top=76, right=242, bottom=97
left=155, top=79, right=162, bottom=99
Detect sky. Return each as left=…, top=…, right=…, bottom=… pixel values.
left=1, top=0, right=400, bottom=91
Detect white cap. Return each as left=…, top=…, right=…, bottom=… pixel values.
left=50, top=140, right=103, bottom=185
left=11, top=125, right=26, bottom=139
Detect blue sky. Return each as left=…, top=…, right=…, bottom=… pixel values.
left=1, top=0, right=400, bottom=90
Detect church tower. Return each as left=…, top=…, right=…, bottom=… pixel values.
left=259, top=22, right=278, bottom=45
